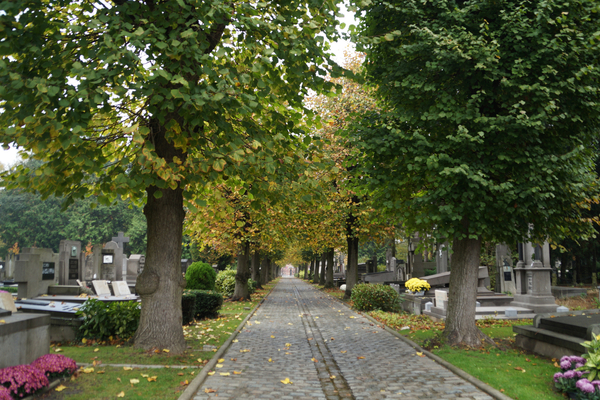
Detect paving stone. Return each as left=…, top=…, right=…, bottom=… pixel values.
left=191, top=278, right=494, bottom=400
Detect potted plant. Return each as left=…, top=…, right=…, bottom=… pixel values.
left=405, top=278, right=431, bottom=296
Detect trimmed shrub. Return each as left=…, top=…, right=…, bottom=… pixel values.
left=0, top=287, right=17, bottom=293
left=185, top=262, right=217, bottom=291
left=76, top=298, right=141, bottom=340
left=0, top=364, right=49, bottom=399
left=31, top=354, right=77, bottom=380
left=215, top=269, right=237, bottom=297
left=185, top=290, right=223, bottom=319
left=182, top=292, right=196, bottom=325
left=248, top=279, right=257, bottom=295
left=351, top=283, right=401, bottom=312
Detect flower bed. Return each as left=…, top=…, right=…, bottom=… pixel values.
left=0, top=354, right=76, bottom=399
left=405, top=278, right=430, bottom=294
left=554, top=350, right=600, bottom=399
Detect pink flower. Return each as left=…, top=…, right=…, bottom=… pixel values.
left=31, top=354, right=77, bottom=379
left=0, top=364, right=49, bottom=398
left=0, top=386, right=11, bottom=400
left=577, top=378, right=595, bottom=394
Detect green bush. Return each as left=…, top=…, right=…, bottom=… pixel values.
left=186, top=289, right=223, bottom=319
left=248, top=279, right=257, bottom=295
left=76, top=298, right=141, bottom=340
left=215, top=269, right=237, bottom=297
left=297, top=271, right=305, bottom=279
left=185, top=262, right=217, bottom=291
left=182, top=293, right=196, bottom=325
left=351, top=283, right=401, bottom=312
left=0, top=286, right=17, bottom=293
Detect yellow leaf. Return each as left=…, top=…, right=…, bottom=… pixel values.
left=220, top=372, right=230, bottom=376
left=280, top=378, right=293, bottom=384
left=232, top=339, right=238, bottom=343
left=330, top=376, right=336, bottom=379
left=268, top=358, right=273, bottom=362
left=240, top=349, right=250, bottom=353
left=55, top=348, right=62, bottom=353
left=216, top=364, right=223, bottom=368
left=205, top=388, right=216, bottom=393
left=130, top=379, right=139, bottom=384
left=208, top=371, right=215, bottom=376
left=349, top=316, right=355, bottom=319
left=218, top=359, right=225, bottom=363
left=357, top=356, right=365, bottom=360
left=416, top=352, right=424, bottom=357
left=55, top=385, right=67, bottom=392
left=162, top=349, right=170, bottom=353
left=123, top=367, right=133, bottom=371
left=116, top=345, right=121, bottom=348
left=148, top=376, right=157, bottom=382
left=285, top=343, right=291, bottom=347
left=311, top=358, right=318, bottom=362
left=117, top=391, right=125, bottom=397
left=96, top=371, right=105, bottom=374
left=117, top=378, right=121, bottom=382
left=271, top=335, right=275, bottom=338
left=184, top=380, right=189, bottom=385
left=141, top=374, right=149, bottom=378
left=94, top=348, right=99, bottom=352
left=340, top=351, right=347, bottom=354
left=81, top=338, right=87, bottom=344
left=83, top=367, right=94, bottom=374
left=233, top=371, right=242, bottom=375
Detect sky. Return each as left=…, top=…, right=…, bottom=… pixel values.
left=0, top=7, right=357, bottom=169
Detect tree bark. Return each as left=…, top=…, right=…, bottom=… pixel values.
left=444, top=233, right=492, bottom=347
left=260, top=256, right=268, bottom=285
left=134, top=118, right=187, bottom=354
left=251, top=249, right=262, bottom=289
left=325, top=248, right=335, bottom=288
left=308, top=259, right=314, bottom=280
left=232, top=241, right=250, bottom=301
left=319, top=252, right=326, bottom=285
left=345, top=237, right=359, bottom=299
left=314, top=258, right=320, bottom=282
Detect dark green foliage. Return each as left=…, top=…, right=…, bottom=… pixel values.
left=215, top=269, right=237, bottom=297
left=75, top=298, right=141, bottom=340
left=351, top=283, right=401, bottom=312
left=185, top=290, right=223, bottom=319
left=0, top=287, right=17, bottom=293
left=247, top=279, right=257, bottom=295
left=185, top=262, right=217, bottom=291
left=181, top=293, right=196, bottom=326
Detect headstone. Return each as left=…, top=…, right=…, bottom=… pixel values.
left=436, top=242, right=450, bottom=273
left=181, top=259, right=192, bottom=274
left=557, top=306, right=569, bottom=313
left=435, top=290, right=448, bottom=309
left=92, top=280, right=111, bottom=296
left=58, top=240, right=82, bottom=285
left=476, top=301, right=481, bottom=308
left=111, top=231, right=130, bottom=250
left=0, top=261, right=5, bottom=280
left=83, top=245, right=102, bottom=281
left=512, top=240, right=557, bottom=313
left=0, top=291, right=17, bottom=312
left=126, top=255, right=145, bottom=285
left=425, top=301, right=433, bottom=312
left=496, top=244, right=516, bottom=294
left=111, top=281, right=131, bottom=296
left=505, top=307, right=518, bottom=318
left=102, top=241, right=123, bottom=281
left=14, top=248, right=59, bottom=299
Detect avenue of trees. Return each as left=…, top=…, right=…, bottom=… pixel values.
left=1, top=0, right=599, bottom=351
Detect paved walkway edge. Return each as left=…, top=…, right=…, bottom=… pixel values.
left=178, top=283, right=276, bottom=400
left=317, top=283, right=513, bottom=400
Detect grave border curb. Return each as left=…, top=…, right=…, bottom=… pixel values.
left=177, top=281, right=277, bottom=400
left=310, top=281, right=513, bottom=400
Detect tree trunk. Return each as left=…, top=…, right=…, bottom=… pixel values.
left=325, top=248, right=335, bottom=288
left=444, top=234, right=491, bottom=347
left=134, top=185, right=186, bottom=354
left=345, top=237, right=359, bottom=299
left=232, top=241, right=250, bottom=301
left=308, top=259, right=314, bottom=280
left=260, top=256, right=268, bottom=285
left=251, top=249, right=262, bottom=289
left=319, top=252, right=326, bottom=285
left=314, top=258, right=320, bottom=282
left=304, top=263, right=308, bottom=279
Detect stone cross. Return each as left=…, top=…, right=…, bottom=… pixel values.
left=111, top=232, right=130, bottom=249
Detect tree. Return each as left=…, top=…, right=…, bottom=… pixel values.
left=350, top=0, right=600, bottom=346
left=0, top=0, right=341, bottom=353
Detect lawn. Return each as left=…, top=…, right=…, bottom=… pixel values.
left=43, top=280, right=278, bottom=400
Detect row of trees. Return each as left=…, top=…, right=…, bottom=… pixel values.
left=1, top=0, right=599, bottom=352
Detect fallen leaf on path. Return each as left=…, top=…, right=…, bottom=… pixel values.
left=220, top=372, right=230, bottom=376
left=216, top=364, right=223, bottom=368
left=268, top=358, right=273, bottom=362
left=416, top=352, right=425, bottom=357
left=240, top=349, right=250, bottom=353
left=340, top=351, right=347, bottom=354
left=311, top=358, right=318, bottom=362
left=208, top=371, right=215, bottom=376
left=230, top=358, right=237, bottom=361
left=218, top=358, right=225, bottom=363
left=117, top=391, right=125, bottom=397
left=330, top=376, right=336, bottom=379
left=357, top=356, right=365, bottom=360
left=55, top=385, right=67, bottom=392
left=285, top=343, right=291, bottom=347
left=205, top=389, right=216, bottom=393
left=349, top=316, right=355, bottom=319
left=162, top=349, right=170, bottom=353
left=280, top=378, right=293, bottom=384
left=255, top=321, right=260, bottom=324
left=232, top=339, right=238, bottom=343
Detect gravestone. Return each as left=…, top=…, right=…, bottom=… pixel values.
left=58, top=240, right=82, bottom=285
left=14, top=248, right=59, bottom=299
left=435, top=289, right=448, bottom=310
left=0, top=291, right=17, bottom=312
left=436, top=242, right=450, bottom=273
left=181, top=259, right=192, bottom=274
left=101, top=241, right=123, bottom=281
left=111, top=281, right=131, bottom=296
left=126, top=255, right=145, bottom=285
left=111, top=232, right=130, bottom=252
left=83, top=245, right=102, bottom=281
left=92, top=280, right=112, bottom=296
left=512, top=240, right=556, bottom=313
left=496, top=244, right=516, bottom=294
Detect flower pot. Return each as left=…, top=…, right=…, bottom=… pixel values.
left=414, top=291, right=425, bottom=297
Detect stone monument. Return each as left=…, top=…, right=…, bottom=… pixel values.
left=14, top=248, right=59, bottom=299
left=58, top=240, right=82, bottom=285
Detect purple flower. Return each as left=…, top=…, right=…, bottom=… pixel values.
left=31, top=354, right=77, bottom=380
left=0, top=364, right=49, bottom=398
left=572, top=356, right=587, bottom=364
left=565, top=370, right=578, bottom=379
left=0, top=386, right=11, bottom=400
left=554, top=372, right=564, bottom=382
left=561, top=360, right=573, bottom=370
left=592, top=380, right=600, bottom=387
left=576, top=362, right=586, bottom=369
left=577, top=378, right=596, bottom=394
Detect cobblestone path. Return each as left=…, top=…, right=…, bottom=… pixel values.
left=192, top=278, right=493, bottom=400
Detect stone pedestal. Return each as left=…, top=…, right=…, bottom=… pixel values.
left=14, top=248, right=59, bottom=299
left=496, top=244, right=516, bottom=295
left=511, top=260, right=557, bottom=313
